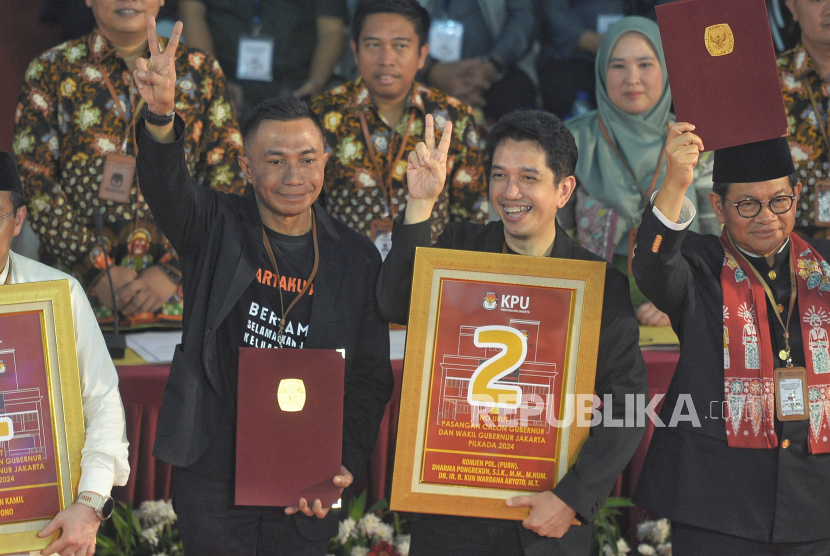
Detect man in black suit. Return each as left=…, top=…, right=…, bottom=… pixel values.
left=133, top=18, right=393, bottom=555
left=377, top=110, right=648, bottom=555
left=633, top=122, right=830, bottom=554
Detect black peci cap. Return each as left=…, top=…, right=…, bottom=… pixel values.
left=0, top=152, right=24, bottom=196
left=713, top=137, right=794, bottom=185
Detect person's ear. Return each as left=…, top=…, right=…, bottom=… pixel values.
left=709, top=191, right=726, bottom=224
left=784, top=0, right=798, bottom=21
left=556, top=176, right=577, bottom=209
left=238, top=155, right=252, bottom=184
left=13, top=206, right=27, bottom=238
left=417, top=44, right=430, bottom=70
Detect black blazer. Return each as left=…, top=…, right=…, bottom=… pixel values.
left=135, top=118, right=394, bottom=537
left=632, top=204, right=830, bottom=543
left=378, top=216, right=647, bottom=554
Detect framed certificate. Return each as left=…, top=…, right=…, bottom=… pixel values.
left=391, top=248, right=605, bottom=520
left=0, top=280, right=84, bottom=552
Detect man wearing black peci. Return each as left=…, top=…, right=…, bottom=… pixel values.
left=131, top=17, right=393, bottom=555
left=633, top=122, right=830, bottom=554
left=377, top=109, right=648, bottom=555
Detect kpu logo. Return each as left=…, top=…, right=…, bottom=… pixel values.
left=483, top=292, right=498, bottom=310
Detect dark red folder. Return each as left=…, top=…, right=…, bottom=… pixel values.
left=236, top=348, right=345, bottom=507
left=656, top=0, right=788, bottom=151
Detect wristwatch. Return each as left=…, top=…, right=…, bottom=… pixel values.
left=140, top=104, right=176, bottom=126
left=76, top=491, right=115, bottom=521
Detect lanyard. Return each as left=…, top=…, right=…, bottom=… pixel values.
left=441, top=0, right=451, bottom=17
left=728, top=234, right=798, bottom=366
left=358, top=108, right=417, bottom=219
left=261, top=211, right=320, bottom=348
left=100, top=66, right=145, bottom=154
left=597, top=115, right=666, bottom=206
left=251, top=0, right=263, bottom=36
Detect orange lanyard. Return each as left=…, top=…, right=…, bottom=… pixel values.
left=99, top=66, right=145, bottom=155
left=261, top=211, right=320, bottom=348
left=359, top=108, right=416, bottom=219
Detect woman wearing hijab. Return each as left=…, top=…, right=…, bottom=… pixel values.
left=564, top=16, right=718, bottom=326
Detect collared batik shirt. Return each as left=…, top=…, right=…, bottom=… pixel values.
left=779, top=44, right=830, bottom=238
left=310, top=78, right=488, bottom=241
left=14, top=28, right=247, bottom=329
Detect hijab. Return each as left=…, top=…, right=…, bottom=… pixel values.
left=566, top=17, right=676, bottom=225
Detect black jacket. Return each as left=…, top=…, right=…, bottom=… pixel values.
left=135, top=117, right=394, bottom=536
left=378, top=216, right=647, bottom=554
left=632, top=203, right=830, bottom=543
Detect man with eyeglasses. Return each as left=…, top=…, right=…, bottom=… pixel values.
left=631, top=123, right=830, bottom=554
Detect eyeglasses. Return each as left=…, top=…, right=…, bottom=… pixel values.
left=724, top=194, right=796, bottom=218
left=0, top=210, right=15, bottom=221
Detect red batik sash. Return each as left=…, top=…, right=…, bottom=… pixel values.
left=720, top=232, right=830, bottom=453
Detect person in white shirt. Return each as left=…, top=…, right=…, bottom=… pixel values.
left=0, top=151, right=129, bottom=556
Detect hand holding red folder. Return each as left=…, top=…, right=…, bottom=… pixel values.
left=284, top=466, right=353, bottom=518
left=654, top=122, right=705, bottom=222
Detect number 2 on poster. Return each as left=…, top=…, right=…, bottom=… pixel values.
left=467, top=326, right=527, bottom=409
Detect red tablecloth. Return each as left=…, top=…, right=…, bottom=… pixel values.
left=114, top=351, right=677, bottom=506
left=112, top=365, right=173, bottom=505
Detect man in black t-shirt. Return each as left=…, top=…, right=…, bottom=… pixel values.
left=133, top=18, right=393, bottom=555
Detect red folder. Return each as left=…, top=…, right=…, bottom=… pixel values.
left=236, top=348, right=345, bottom=507
left=656, top=0, right=788, bottom=151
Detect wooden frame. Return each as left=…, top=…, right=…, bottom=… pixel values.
left=0, top=280, right=84, bottom=552
left=391, top=248, right=605, bottom=520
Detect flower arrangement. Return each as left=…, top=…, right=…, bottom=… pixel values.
left=327, top=491, right=409, bottom=556
left=593, top=497, right=635, bottom=556
left=635, top=518, right=671, bottom=555
left=96, top=499, right=182, bottom=556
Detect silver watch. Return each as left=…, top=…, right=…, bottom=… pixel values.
left=76, top=491, right=115, bottom=521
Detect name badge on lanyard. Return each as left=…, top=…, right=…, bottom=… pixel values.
left=98, top=68, right=139, bottom=203
left=429, top=19, right=464, bottom=62
left=597, top=14, right=624, bottom=35
left=237, top=36, right=274, bottom=82
left=237, top=0, right=273, bottom=82
left=775, top=367, right=809, bottom=421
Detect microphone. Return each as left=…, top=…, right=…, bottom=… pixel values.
left=93, top=211, right=126, bottom=359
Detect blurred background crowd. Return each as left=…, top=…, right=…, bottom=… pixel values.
left=0, top=0, right=818, bottom=330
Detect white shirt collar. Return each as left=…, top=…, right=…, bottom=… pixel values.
left=0, top=251, right=12, bottom=285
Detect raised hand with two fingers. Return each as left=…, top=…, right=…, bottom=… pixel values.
left=403, top=114, right=453, bottom=224
left=133, top=16, right=183, bottom=117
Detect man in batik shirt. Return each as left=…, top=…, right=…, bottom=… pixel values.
left=778, top=0, right=830, bottom=238
left=14, top=0, right=247, bottom=330
left=310, top=0, right=487, bottom=249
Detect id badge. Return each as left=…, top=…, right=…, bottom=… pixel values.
left=99, top=154, right=135, bottom=203
left=814, top=179, right=830, bottom=227
left=597, top=14, right=624, bottom=34
left=370, top=218, right=393, bottom=261
left=428, top=19, right=464, bottom=63
left=775, top=367, right=809, bottom=421
left=237, top=35, right=274, bottom=82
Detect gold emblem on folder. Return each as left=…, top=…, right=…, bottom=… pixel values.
left=0, top=417, right=13, bottom=441
left=277, top=379, right=306, bottom=412
left=705, top=24, right=734, bottom=56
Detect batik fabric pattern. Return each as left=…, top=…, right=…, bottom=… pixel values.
left=14, top=28, right=247, bottom=329
left=779, top=43, right=830, bottom=237
left=310, top=78, right=488, bottom=242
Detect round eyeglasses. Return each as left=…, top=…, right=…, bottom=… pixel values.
left=724, top=195, right=796, bottom=218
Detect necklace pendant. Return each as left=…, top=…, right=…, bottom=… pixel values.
left=779, top=349, right=788, bottom=361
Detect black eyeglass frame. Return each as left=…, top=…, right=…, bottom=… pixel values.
left=723, top=194, right=797, bottom=218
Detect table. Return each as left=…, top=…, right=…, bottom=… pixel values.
left=113, top=352, right=677, bottom=506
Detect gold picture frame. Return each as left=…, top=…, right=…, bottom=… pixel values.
left=0, top=280, right=84, bottom=552
left=391, top=248, right=605, bottom=520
